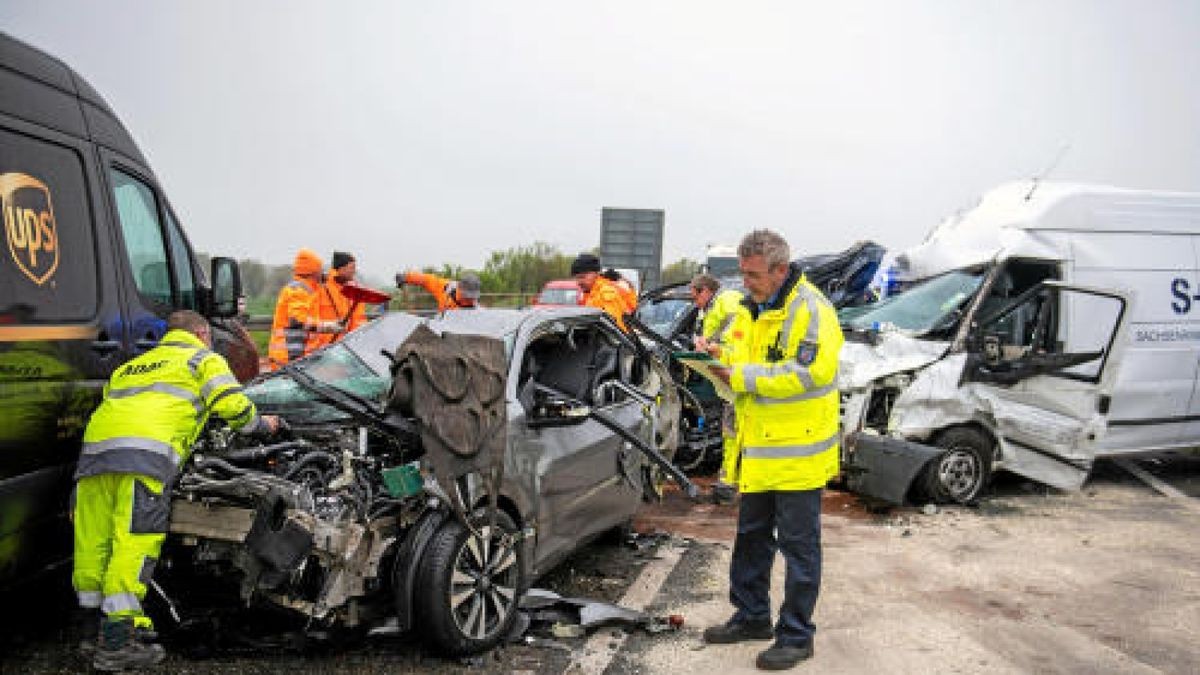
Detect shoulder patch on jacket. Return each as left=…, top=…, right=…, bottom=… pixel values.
left=796, top=341, right=818, bottom=366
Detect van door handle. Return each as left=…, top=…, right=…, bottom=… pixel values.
left=90, top=337, right=121, bottom=355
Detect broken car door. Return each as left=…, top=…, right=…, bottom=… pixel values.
left=962, top=281, right=1130, bottom=489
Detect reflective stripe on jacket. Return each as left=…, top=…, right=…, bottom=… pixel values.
left=268, top=277, right=320, bottom=369
left=312, top=276, right=369, bottom=349
left=584, top=276, right=629, bottom=331
left=727, top=270, right=844, bottom=492
left=76, top=328, right=265, bottom=483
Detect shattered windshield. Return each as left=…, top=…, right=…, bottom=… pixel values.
left=247, top=313, right=424, bottom=422
left=246, top=312, right=520, bottom=423
left=839, top=269, right=985, bottom=334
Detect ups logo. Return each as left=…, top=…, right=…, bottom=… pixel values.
left=1, top=172, right=59, bottom=286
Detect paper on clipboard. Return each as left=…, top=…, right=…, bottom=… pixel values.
left=673, top=351, right=736, bottom=402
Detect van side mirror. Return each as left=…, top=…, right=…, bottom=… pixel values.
left=210, top=257, right=242, bottom=319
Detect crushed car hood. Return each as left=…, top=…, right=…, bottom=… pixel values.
left=838, top=332, right=949, bottom=389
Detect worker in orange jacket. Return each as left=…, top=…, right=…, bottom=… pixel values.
left=268, top=249, right=343, bottom=369
left=601, top=268, right=639, bottom=315
left=313, top=251, right=369, bottom=349
left=572, top=253, right=629, bottom=331
left=395, top=270, right=482, bottom=311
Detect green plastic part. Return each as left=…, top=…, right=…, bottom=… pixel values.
left=381, top=462, right=424, bottom=498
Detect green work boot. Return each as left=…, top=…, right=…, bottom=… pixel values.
left=92, top=617, right=165, bottom=671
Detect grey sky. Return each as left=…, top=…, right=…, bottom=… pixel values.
left=3, top=1, right=1198, bottom=283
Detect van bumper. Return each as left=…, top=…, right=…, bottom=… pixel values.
left=843, top=432, right=942, bottom=506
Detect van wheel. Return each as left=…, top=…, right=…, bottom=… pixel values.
left=918, top=427, right=993, bottom=505
left=415, top=511, right=525, bottom=656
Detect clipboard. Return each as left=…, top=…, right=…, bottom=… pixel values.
left=672, top=350, right=736, bottom=402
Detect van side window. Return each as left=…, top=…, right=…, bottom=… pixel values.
left=0, top=127, right=98, bottom=322
left=110, top=169, right=172, bottom=310
left=164, top=210, right=197, bottom=310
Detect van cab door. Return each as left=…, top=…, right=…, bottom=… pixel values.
left=101, top=157, right=200, bottom=352
left=962, top=281, right=1130, bottom=489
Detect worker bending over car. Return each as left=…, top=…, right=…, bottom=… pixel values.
left=571, top=253, right=630, bottom=331
left=72, top=310, right=280, bottom=670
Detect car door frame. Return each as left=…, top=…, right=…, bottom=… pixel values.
left=506, top=313, right=644, bottom=575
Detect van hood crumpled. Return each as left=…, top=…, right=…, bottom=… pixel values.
left=838, top=332, right=949, bottom=389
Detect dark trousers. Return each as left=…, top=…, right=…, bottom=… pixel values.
left=730, top=489, right=822, bottom=647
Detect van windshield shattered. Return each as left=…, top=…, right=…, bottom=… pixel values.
left=840, top=269, right=985, bottom=334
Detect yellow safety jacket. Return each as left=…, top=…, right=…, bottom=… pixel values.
left=76, top=329, right=266, bottom=483
left=701, top=289, right=748, bottom=362
left=726, top=270, right=844, bottom=492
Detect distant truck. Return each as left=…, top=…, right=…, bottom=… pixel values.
left=0, top=32, right=249, bottom=586
left=841, top=181, right=1200, bottom=505
left=703, top=244, right=740, bottom=281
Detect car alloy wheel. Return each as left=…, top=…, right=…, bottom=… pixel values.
left=449, top=523, right=520, bottom=640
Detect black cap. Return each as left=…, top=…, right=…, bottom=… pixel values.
left=330, top=251, right=355, bottom=270
left=570, top=253, right=602, bottom=275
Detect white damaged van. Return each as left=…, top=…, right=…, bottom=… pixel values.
left=840, top=181, right=1200, bottom=504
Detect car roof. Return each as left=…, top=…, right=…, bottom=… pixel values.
left=398, top=306, right=605, bottom=337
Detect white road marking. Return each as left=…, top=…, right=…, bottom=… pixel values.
left=1115, top=458, right=1199, bottom=510
left=565, top=542, right=686, bottom=675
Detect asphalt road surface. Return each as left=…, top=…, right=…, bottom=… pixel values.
left=2, top=456, right=1197, bottom=674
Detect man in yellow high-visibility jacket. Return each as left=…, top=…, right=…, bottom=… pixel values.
left=690, top=272, right=748, bottom=501
left=701, top=230, right=844, bottom=671
left=73, top=310, right=280, bottom=670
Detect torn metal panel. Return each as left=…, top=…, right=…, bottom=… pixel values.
left=839, top=334, right=949, bottom=389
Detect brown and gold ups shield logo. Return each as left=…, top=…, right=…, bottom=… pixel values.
left=1, top=172, right=59, bottom=286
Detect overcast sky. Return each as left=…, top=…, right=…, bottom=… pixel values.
left=3, top=1, right=1198, bottom=283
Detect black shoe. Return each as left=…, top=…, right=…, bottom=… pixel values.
left=92, top=618, right=166, bottom=671
left=702, top=618, right=774, bottom=644
left=756, top=642, right=813, bottom=670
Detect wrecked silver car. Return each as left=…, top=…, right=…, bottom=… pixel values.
left=162, top=308, right=680, bottom=655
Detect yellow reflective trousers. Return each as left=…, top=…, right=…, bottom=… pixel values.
left=72, top=473, right=167, bottom=629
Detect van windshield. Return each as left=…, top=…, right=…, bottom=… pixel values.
left=840, top=269, right=985, bottom=335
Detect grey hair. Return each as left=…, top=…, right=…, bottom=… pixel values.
left=690, top=273, right=720, bottom=293
left=737, top=229, right=790, bottom=269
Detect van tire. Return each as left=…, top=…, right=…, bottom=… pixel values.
left=918, top=427, right=993, bottom=505
left=415, top=511, right=525, bottom=655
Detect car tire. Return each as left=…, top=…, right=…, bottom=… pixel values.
left=918, top=427, right=993, bottom=505
left=415, top=510, right=525, bottom=656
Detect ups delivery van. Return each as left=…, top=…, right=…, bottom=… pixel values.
left=839, top=181, right=1200, bottom=505
left=0, top=32, right=251, bottom=585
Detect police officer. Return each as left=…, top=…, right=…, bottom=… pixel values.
left=702, top=230, right=844, bottom=671
left=73, top=310, right=280, bottom=670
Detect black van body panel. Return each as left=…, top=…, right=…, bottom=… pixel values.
left=0, top=31, right=253, bottom=587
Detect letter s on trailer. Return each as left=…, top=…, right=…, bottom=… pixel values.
left=839, top=181, right=1200, bottom=504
